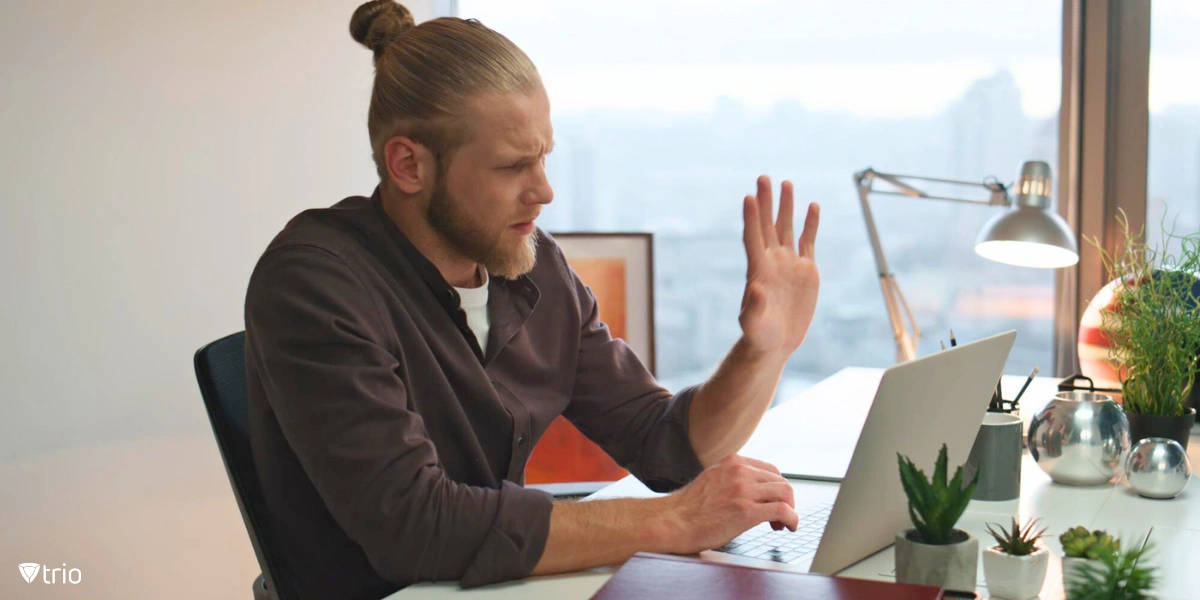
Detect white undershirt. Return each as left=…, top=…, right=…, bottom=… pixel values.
left=453, top=268, right=490, bottom=355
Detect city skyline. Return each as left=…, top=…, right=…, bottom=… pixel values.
left=460, top=0, right=1200, bottom=399
left=537, top=67, right=1198, bottom=397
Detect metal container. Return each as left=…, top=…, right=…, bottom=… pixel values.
left=1028, top=391, right=1130, bottom=486
left=1125, top=437, right=1191, bottom=499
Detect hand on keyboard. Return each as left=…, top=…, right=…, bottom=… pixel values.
left=655, top=454, right=798, bottom=555
left=715, top=502, right=833, bottom=564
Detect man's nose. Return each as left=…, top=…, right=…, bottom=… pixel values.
left=528, top=165, right=554, bottom=206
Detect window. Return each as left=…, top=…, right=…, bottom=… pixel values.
left=1148, top=0, right=1200, bottom=256
left=459, top=0, right=1062, bottom=396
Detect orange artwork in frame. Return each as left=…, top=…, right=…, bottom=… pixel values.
left=525, top=233, right=655, bottom=485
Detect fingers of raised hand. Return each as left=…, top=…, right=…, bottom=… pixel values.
left=743, top=195, right=764, bottom=270
left=756, top=175, right=776, bottom=248
left=798, top=202, right=820, bottom=258
left=777, top=180, right=795, bottom=251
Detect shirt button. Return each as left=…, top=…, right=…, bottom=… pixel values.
left=517, top=435, right=526, bottom=448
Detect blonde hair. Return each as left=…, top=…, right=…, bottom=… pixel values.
left=349, top=1, right=542, bottom=181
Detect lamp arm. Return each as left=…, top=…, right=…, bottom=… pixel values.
left=876, top=172, right=1006, bottom=189
left=856, top=174, right=919, bottom=362
left=859, top=168, right=1012, bottom=207
left=852, top=167, right=1015, bottom=362
left=890, top=276, right=921, bottom=360
left=863, top=189, right=1008, bottom=206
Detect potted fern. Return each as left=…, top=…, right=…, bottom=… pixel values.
left=982, top=517, right=1049, bottom=600
left=1059, top=526, right=1120, bottom=589
left=1066, top=536, right=1156, bottom=600
left=1091, top=212, right=1200, bottom=448
left=895, top=444, right=979, bottom=592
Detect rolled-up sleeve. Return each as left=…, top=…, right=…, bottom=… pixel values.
left=558, top=259, right=705, bottom=493
left=245, top=246, right=552, bottom=588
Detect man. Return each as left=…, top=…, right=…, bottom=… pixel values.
left=244, top=2, right=821, bottom=598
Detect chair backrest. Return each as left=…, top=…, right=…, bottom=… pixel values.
left=194, top=331, right=293, bottom=600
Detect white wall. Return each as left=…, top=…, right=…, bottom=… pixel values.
left=0, top=1, right=439, bottom=597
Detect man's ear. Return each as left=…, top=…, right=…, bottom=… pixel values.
left=383, top=136, right=434, bottom=195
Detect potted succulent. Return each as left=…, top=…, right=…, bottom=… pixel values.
left=1066, top=536, right=1156, bottom=600
left=1059, top=526, right=1120, bottom=589
left=895, top=444, right=979, bottom=592
left=1091, top=212, right=1200, bottom=448
left=982, top=517, right=1049, bottom=600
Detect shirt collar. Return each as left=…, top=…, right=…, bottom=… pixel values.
left=369, top=186, right=465, bottom=313
left=367, top=186, right=541, bottom=359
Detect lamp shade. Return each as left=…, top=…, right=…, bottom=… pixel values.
left=973, top=160, right=1079, bottom=268
left=974, top=206, right=1079, bottom=268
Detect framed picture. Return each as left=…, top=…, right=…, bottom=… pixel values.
left=525, top=232, right=655, bottom=486
left=550, top=232, right=655, bottom=374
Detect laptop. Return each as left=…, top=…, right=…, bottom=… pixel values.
left=703, top=330, right=1016, bottom=575
left=757, top=367, right=885, bottom=482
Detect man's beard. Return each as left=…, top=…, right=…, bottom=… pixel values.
left=426, top=178, right=538, bottom=280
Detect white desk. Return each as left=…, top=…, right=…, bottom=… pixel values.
left=392, top=368, right=1200, bottom=599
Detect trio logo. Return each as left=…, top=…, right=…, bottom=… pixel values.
left=18, top=562, right=82, bottom=584
left=18, top=563, right=39, bottom=583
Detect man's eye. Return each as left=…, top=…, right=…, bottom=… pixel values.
left=503, top=162, right=526, bottom=171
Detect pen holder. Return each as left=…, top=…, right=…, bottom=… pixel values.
left=987, top=379, right=1019, bottom=415
left=965, top=413, right=1022, bottom=501
left=986, top=398, right=1019, bottom=415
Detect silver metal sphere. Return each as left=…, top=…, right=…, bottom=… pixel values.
left=1028, top=391, right=1131, bottom=486
left=1125, top=437, right=1191, bottom=499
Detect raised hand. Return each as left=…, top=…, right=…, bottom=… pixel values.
left=739, top=175, right=820, bottom=357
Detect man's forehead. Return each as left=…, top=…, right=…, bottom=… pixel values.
left=466, top=91, right=553, bottom=154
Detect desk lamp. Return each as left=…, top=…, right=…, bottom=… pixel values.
left=854, top=160, right=1078, bottom=363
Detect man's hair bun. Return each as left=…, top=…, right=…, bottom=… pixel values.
left=350, top=0, right=416, bottom=59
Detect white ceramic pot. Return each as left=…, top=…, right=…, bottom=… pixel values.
left=894, top=529, right=978, bottom=593
left=1061, top=556, right=1103, bottom=591
left=982, top=546, right=1049, bottom=600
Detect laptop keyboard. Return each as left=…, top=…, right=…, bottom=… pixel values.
left=713, top=502, right=833, bottom=564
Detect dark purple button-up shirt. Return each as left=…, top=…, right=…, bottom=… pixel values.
left=244, top=189, right=704, bottom=599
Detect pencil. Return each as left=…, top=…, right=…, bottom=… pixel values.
left=1013, top=367, right=1041, bottom=405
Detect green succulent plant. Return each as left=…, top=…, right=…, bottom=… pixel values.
left=897, top=444, right=978, bottom=545
left=1066, top=537, right=1156, bottom=600
left=985, top=517, right=1047, bottom=556
left=1060, top=526, right=1121, bottom=560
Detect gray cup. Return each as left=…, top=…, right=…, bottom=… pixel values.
left=966, top=413, right=1023, bottom=501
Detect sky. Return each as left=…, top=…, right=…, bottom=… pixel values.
left=459, top=0, right=1200, bottom=118
left=1150, top=0, right=1200, bottom=113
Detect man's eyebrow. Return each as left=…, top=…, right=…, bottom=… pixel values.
left=509, top=140, right=554, bottom=160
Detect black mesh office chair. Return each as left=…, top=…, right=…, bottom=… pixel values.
left=194, top=331, right=294, bottom=600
